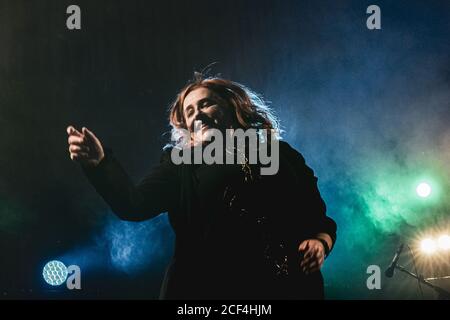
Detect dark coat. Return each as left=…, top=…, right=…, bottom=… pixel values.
left=83, top=140, right=337, bottom=299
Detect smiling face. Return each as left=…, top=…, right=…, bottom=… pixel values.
left=182, top=87, right=236, bottom=145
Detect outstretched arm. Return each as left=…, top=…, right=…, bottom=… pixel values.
left=67, top=125, right=178, bottom=221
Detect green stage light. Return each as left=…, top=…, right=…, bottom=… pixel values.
left=416, top=182, right=431, bottom=198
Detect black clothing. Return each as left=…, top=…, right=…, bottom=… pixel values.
left=83, top=141, right=337, bottom=299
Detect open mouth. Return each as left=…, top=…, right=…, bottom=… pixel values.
left=194, top=120, right=215, bottom=131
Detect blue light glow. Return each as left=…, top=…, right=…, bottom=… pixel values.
left=42, top=260, right=68, bottom=286
left=104, top=213, right=174, bottom=273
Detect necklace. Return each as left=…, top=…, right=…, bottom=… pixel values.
left=224, top=145, right=256, bottom=183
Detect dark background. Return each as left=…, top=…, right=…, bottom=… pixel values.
left=0, top=0, right=449, bottom=299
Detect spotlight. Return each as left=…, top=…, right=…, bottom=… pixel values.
left=438, top=235, right=450, bottom=251
left=42, top=260, right=68, bottom=286
left=416, top=182, right=431, bottom=198
left=420, top=238, right=437, bottom=254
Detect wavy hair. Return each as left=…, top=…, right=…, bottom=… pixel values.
left=168, top=76, right=281, bottom=147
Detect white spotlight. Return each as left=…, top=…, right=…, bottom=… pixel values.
left=420, top=238, right=437, bottom=254
left=416, top=182, right=432, bottom=198
left=438, top=235, right=450, bottom=251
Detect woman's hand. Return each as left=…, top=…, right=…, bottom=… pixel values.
left=67, top=125, right=105, bottom=168
left=298, top=239, right=326, bottom=275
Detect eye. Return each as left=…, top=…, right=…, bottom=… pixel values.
left=201, top=99, right=216, bottom=108
left=185, top=107, right=194, bottom=117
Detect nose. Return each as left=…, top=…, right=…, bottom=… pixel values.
left=193, top=109, right=210, bottom=125
left=188, top=108, right=204, bottom=131
left=192, top=107, right=202, bottom=120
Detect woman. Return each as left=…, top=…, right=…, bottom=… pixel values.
left=67, top=76, right=337, bottom=299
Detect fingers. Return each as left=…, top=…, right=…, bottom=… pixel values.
left=69, top=144, right=90, bottom=153
left=67, top=125, right=82, bottom=137
left=70, top=151, right=90, bottom=161
left=69, top=143, right=90, bottom=162
left=308, top=256, right=325, bottom=273
left=299, top=240, right=325, bottom=274
left=300, top=248, right=316, bottom=268
left=306, top=255, right=324, bottom=270
left=306, top=260, right=319, bottom=270
left=67, top=126, right=98, bottom=146
left=300, top=244, right=320, bottom=263
left=301, top=254, right=325, bottom=274
left=82, top=127, right=99, bottom=144
left=68, top=135, right=86, bottom=146
left=67, top=125, right=103, bottom=167
left=67, top=125, right=88, bottom=147
left=298, top=241, right=308, bottom=252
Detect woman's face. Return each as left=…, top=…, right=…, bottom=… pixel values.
left=183, top=87, right=235, bottom=144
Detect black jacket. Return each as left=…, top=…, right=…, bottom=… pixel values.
left=83, top=140, right=337, bottom=299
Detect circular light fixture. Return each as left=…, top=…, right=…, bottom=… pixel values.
left=42, top=260, right=68, bottom=286
left=416, top=182, right=432, bottom=198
